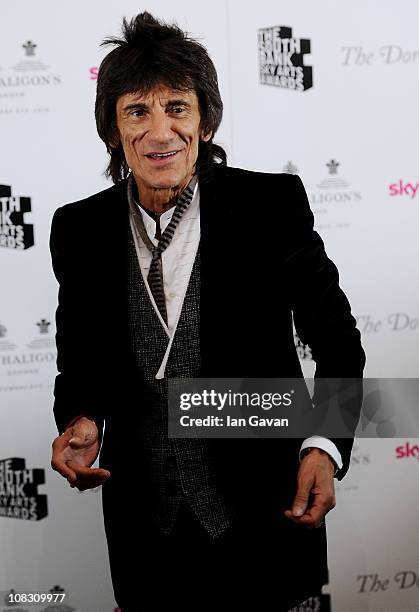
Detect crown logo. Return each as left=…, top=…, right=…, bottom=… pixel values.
left=283, top=161, right=299, bottom=175
left=22, top=40, right=37, bottom=56
left=0, top=323, right=7, bottom=338
left=50, top=585, right=65, bottom=593
left=37, top=318, right=51, bottom=334
left=326, top=159, right=340, bottom=175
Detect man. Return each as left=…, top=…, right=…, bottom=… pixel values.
left=50, top=12, right=365, bottom=611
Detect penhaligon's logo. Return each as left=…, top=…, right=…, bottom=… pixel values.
left=258, top=25, right=313, bottom=91
left=0, top=40, right=62, bottom=115
left=0, top=184, right=34, bottom=249
left=317, top=159, right=350, bottom=190
left=37, top=319, right=51, bottom=334
left=310, top=158, right=362, bottom=204
left=22, top=40, right=37, bottom=57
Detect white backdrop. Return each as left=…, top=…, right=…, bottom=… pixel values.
left=1, top=1, right=418, bottom=611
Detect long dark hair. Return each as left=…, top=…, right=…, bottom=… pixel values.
left=95, top=12, right=227, bottom=184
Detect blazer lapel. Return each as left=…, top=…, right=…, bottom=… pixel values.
left=199, top=166, right=237, bottom=374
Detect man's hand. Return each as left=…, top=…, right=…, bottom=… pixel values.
left=284, top=448, right=336, bottom=529
left=51, top=416, right=110, bottom=491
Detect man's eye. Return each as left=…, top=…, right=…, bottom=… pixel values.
left=171, top=106, right=185, bottom=114
left=130, top=109, right=145, bottom=117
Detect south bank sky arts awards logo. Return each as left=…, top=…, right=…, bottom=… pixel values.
left=0, top=184, right=34, bottom=250
left=258, top=25, right=313, bottom=91
left=0, top=457, right=47, bottom=520
left=0, top=40, right=62, bottom=114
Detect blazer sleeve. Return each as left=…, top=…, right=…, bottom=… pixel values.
left=282, top=174, right=366, bottom=480
left=49, top=206, right=104, bottom=436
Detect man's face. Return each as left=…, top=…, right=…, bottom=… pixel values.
left=115, top=85, right=211, bottom=197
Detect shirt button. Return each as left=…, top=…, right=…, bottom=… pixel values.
left=168, top=292, right=177, bottom=299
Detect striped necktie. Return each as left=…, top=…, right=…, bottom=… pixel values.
left=127, top=172, right=198, bottom=325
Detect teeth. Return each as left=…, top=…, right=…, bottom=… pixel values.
left=149, top=151, right=177, bottom=158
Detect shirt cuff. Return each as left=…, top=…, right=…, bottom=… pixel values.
left=300, top=437, right=343, bottom=474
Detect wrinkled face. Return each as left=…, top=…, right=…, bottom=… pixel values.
left=114, top=84, right=211, bottom=197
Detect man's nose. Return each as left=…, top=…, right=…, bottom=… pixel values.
left=147, top=113, right=175, bottom=145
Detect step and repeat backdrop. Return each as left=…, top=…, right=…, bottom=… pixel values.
left=1, top=1, right=418, bottom=611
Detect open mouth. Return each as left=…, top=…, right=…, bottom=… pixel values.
left=145, top=150, right=181, bottom=160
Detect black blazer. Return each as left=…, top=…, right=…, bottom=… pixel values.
left=50, top=163, right=365, bottom=597
left=50, top=162, right=365, bottom=473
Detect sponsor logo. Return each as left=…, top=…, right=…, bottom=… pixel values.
left=258, top=26, right=313, bottom=90
left=388, top=180, right=419, bottom=199
left=357, top=571, right=419, bottom=593
left=0, top=184, right=34, bottom=250
left=355, top=313, right=419, bottom=334
left=37, top=319, right=50, bottom=334
left=0, top=41, right=62, bottom=114
left=342, top=45, right=419, bottom=66
left=283, top=160, right=299, bottom=175
left=0, top=318, right=56, bottom=391
left=308, top=160, right=361, bottom=231
left=27, top=319, right=55, bottom=349
left=395, top=442, right=419, bottom=460
left=0, top=457, right=47, bottom=520
left=89, top=66, right=98, bottom=80
left=0, top=323, right=17, bottom=352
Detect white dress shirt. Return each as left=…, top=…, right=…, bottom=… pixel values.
left=129, top=183, right=343, bottom=474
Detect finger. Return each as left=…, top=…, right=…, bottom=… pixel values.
left=69, top=470, right=110, bottom=490
left=71, top=477, right=108, bottom=491
left=291, top=478, right=313, bottom=517
left=51, top=457, right=78, bottom=483
left=284, top=501, right=329, bottom=528
left=66, top=461, right=110, bottom=481
left=51, top=433, right=78, bottom=482
left=283, top=509, right=319, bottom=528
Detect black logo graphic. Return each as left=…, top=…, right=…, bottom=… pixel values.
left=0, top=323, right=6, bottom=338
left=258, top=25, right=313, bottom=90
left=0, top=184, right=34, bottom=249
left=0, top=457, right=47, bottom=520
left=37, top=319, right=51, bottom=334
left=22, top=40, right=37, bottom=57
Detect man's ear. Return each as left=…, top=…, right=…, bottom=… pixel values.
left=201, top=129, right=212, bottom=143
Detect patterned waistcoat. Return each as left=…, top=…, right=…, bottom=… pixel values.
left=126, top=222, right=232, bottom=538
